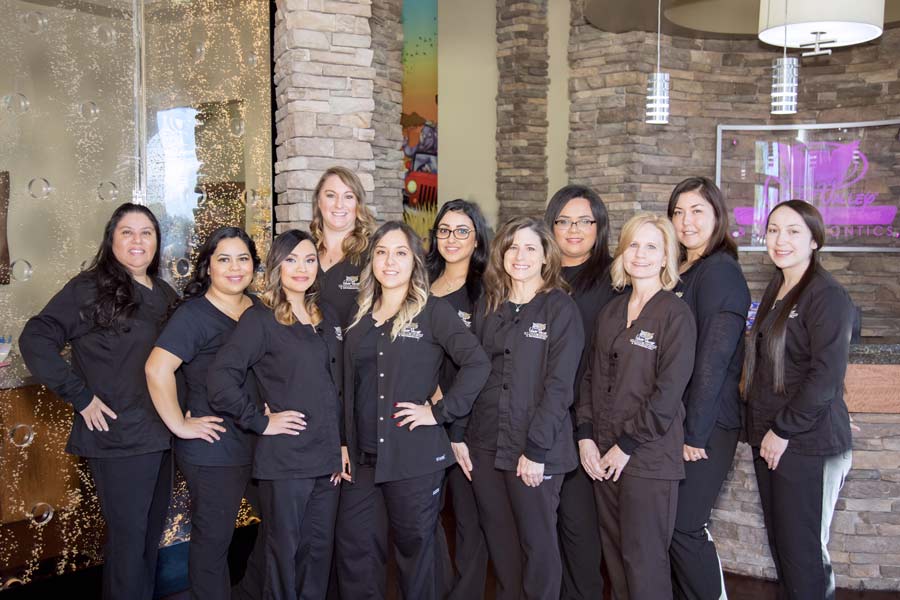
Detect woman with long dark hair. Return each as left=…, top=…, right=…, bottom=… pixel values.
left=310, top=166, right=377, bottom=327
left=20, top=203, right=178, bottom=600
left=206, top=229, right=344, bottom=599
left=665, top=177, right=750, bottom=600
left=425, top=199, right=491, bottom=599
left=145, top=226, right=261, bottom=600
left=451, top=217, right=584, bottom=600
left=336, top=221, right=490, bottom=600
left=544, top=185, right=616, bottom=600
left=577, top=213, right=696, bottom=600
left=744, top=200, right=853, bottom=600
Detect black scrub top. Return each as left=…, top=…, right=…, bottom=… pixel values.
left=436, top=285, right=476, bottom=393
left=19, top=272, right=177, bottom=458
left=207, top=303, right=343, bottom=480
left=318, top=258, right=363, bottom=328
left=674, top=251, right=750, bottom=448
left=154, top=295, right=260, bottom=467
left=353, top=320, right=382, bottom=454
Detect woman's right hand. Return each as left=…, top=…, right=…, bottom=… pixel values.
left=334, top=445, right=352, bottom=484
left=262, top=409, right=307, bottom=436
left=451, top=442, right=473, bottom=481
left=578, top=438, right=604, bottom=481
left=80, top=396, right=117, bottom=432
left=175, top=410, right=226, bottom=443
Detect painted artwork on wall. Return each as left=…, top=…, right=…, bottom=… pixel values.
left=401, top=0, right=438, bottom=239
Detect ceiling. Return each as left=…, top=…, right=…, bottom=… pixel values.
left=585, top=0, right=900, bottom=38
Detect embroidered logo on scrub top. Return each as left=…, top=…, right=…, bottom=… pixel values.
left=675, top=291, right=684, bottom=298
left=458, top=310, right=472, bottom=328
left=334, top=326, right=343, bottom=341
left=339, top=275, right=360, bottom=291
left=630, top=330, right=657, bottom=350
left=524, top=322, right=548, bottom=340
left=788, top=307, right=799, bottom=319
left=397, top=322, right=424, bottom=340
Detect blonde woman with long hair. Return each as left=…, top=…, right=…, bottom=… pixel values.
left=575, top=212, right=697, bottom=600
left=336, top=221, right=490, bottom=600
left=450, top=216, right=584, bottom=600
left=208, top=229, right=344, bottom=599
left=311, top=166, right=377, bottom=327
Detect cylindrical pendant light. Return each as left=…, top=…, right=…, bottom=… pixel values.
left=646, top=0, right=669, bottom=124
left=771, top=56, right=799, bottom=114
left=758, top=0, right=884, bottom=49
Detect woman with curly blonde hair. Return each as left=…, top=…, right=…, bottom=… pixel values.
left=336, top=221, right=490, bottom=600
left=311, top=166, right=377, bottom=327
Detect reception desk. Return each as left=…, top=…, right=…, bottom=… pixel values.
left=711, top=345, right=900, bottom=592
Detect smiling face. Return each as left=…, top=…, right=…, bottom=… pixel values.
left=208, top=237, right=254, bottom=296
left=671, top=190, right=716, bottom=259
left=623, top=222, right=666, bottom=283
left=765, top=205, right=817, bottom=273
left=373, top=228, right=415, bottom=291
left=436, top=210, right=477, bottom=267
left=553, top=197, right=597, bottom=265
left=317, top=174, right=359, bottom=234
left=111, top=211, right=158, bottom=277
left=503, top=227, right=546, bottom=286
left=279, top=239, right=319, bottom=296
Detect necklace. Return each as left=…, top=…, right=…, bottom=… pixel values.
left=511, top=302, right=525, bottom=313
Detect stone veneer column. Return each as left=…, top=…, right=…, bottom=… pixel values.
left=272, top=0, right=403, bottom=232
left=496, top=0, right=550, bottom=222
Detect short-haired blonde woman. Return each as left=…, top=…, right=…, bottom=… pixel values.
left=207, top=229, right=344, bottom=600
left=576, top=212, right=697, bottom=600
left=336, top=221, right=490, bottom=600
left=451, top=217, right=585, bottom=600
left=311, top=166, right=378, bottom=326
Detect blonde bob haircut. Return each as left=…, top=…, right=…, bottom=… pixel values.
left=310, top=166, right=377, bottom=266
left=483, top=216, right=569, bottom=314
left=610, top=212, right=681, bottom=291
left=349, top=221, right=430, bottom=341
left=261, top=229, right=323, bottom=327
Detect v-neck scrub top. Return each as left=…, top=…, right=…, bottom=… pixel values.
left=207, top=303, right=344, bottom=480
left=576, top=290, right=697, bottom=480
left=154, top=295, right=260, bottom=467
left=19, top=272, right=177, bottom=458
left=318, top=258, right=363, bottom=328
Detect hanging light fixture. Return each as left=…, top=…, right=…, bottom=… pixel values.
left=646, top=0, right=669, bottom=124
left=768, top=0, right=798, bottom=114
left=759, top=0, right=884, bottom=56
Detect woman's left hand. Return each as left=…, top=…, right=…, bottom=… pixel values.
left=516, top=455, right=545, bottom=488
left=597, top=444, right=630, bottom=482
left=760, top=429, right=789, bottom=470
left=393, top=402, right=437, bottom=430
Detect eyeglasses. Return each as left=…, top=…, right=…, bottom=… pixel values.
left=435, top=227, right=473, bottom=240
left=553, top=218, right=596, bottom=230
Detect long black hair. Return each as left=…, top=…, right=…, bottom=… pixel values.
left=85, top=203, right=162, bottom=329
left=425, top=199, right=490, bottom=303
left=544, top=184, right=612, bottom=292
left=666, top=176, right=738, bottom=262
left=182, top=227, right=261, bottom=301
left=743, top=200, right=825, bottom=397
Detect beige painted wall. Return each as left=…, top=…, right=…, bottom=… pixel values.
left=548, top=0, right=571, bottom=199
left=437, top=0, right=499, bottom=226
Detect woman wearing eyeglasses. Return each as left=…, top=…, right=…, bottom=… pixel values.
left=425, top=200, right=491, bottom=599
left=545, top=185, right=617, bottom=600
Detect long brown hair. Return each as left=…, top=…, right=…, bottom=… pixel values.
left=743, top=200, right=825, bottom=397
left=348, top=221, right=430, bottom=341
left=666, top=176, right=738, bottom=262
left=483, top=217, right=568, bottom=314
left=261, top=230, right=322, bottom=327
left=544, top=184, right=612, bottom=292
left=309, top=166, right=377, bottom=265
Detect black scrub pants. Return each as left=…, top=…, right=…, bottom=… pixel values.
left=436, top=464, right=489, bottom=600
left=87, top=449, right=172, bottom=600
left=178, top=458, right=255, bottom=600
left=558, top=463, right=604, bottom=600
left=753, top=447, right=851, bottom=600
left=594, top=473, right=678, bottom=600
left=469, top=447, right=564, bottom=600
left=233, top=478, right=266, bottom=600
left=335, top=461, right=443, bottom=600
left=258, top=475, right=339, bottom=600
left=670, top=426, right=740, bottom=600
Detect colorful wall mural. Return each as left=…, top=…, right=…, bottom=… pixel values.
left=401, top=0, right=438, bottom=238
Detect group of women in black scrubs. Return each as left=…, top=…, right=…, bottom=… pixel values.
left=20, top=166, right=854, bottom=600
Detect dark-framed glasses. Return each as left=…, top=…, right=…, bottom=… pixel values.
left=553, top=218, right=596, bottom=230
left=435, top=227, right=473, bottom=240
